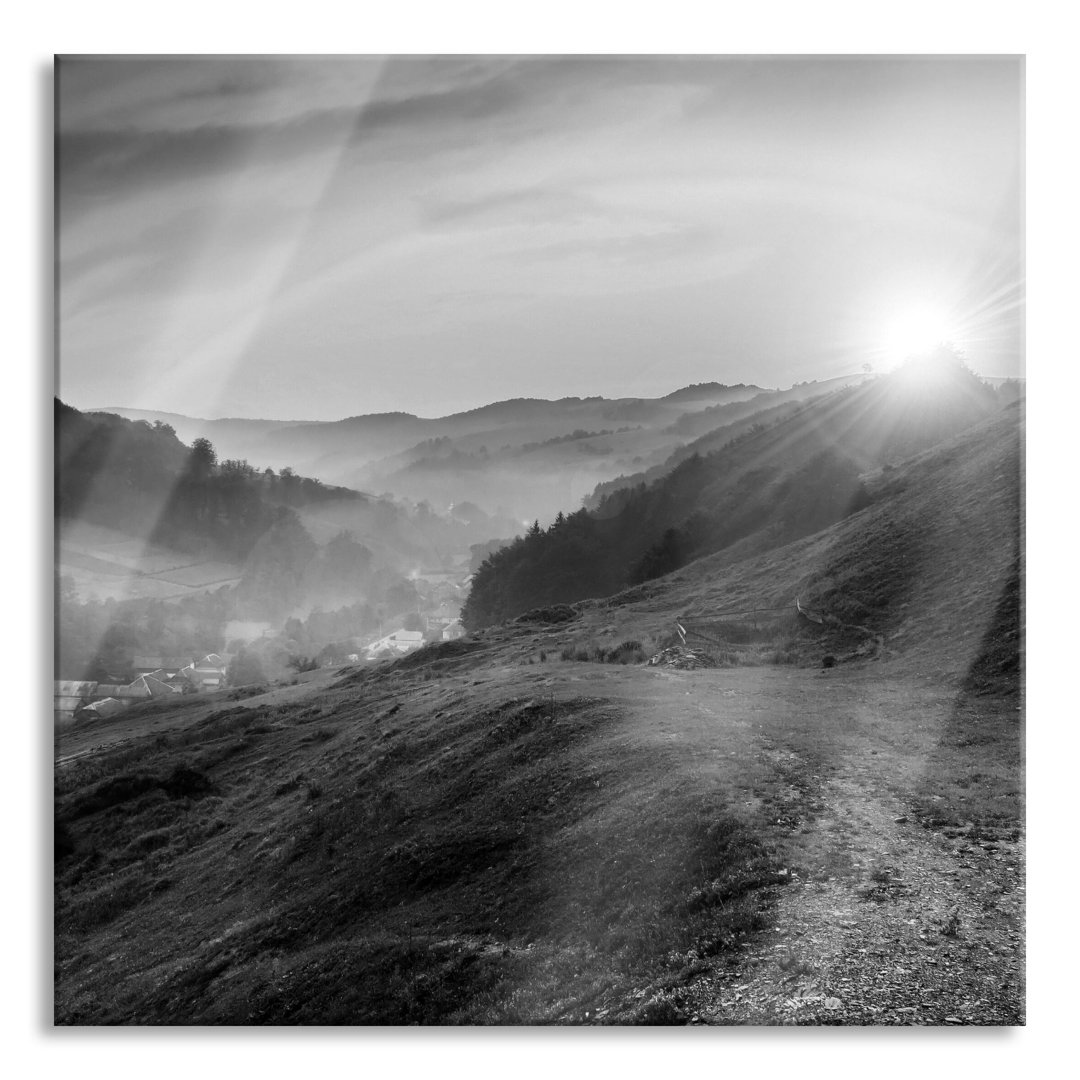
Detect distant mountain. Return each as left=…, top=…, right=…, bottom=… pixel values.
left=95, top=381, right=867, bottom=522
left=586, top=375, right=869, bottom=507
left=661, top=382, right=765, bottom=403
left=462, top=353, right=1012, bottom=628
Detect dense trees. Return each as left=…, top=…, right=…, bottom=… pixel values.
left=56, top=401, right=360, bottom=564
left=462, top=508, right=627, bottom=629
left=234, top=508, right=318, bottom=621
left=463, top=437, right=872, bottom=631
left=55, top=401, right=188, bottom=530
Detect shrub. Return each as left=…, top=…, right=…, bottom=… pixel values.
left=559, top=645, right=592, bottom=662
left=606, top=640, right=646, bottom=665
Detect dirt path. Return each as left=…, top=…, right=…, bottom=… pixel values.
left=55, top=655, right=1023, bottom=1025
left=519, top=663, right=1024, bottom=1024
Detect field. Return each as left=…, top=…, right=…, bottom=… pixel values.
left=57, top=521, right=242, bottom=602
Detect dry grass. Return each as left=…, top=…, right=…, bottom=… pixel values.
left=55, top=664, right=792, bottom=1024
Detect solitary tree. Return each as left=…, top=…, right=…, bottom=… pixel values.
left=188, top=437, right=217, bottom=479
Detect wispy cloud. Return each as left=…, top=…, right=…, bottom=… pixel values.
left=57, top=56, right=1023, bottom=420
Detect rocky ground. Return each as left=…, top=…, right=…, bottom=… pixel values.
left=685, top=775, right=1024, bottom=1025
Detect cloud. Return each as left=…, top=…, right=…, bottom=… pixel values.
left=57, top=56, right=1024, bottom=420
left=420, top=187, right=607, bottom=231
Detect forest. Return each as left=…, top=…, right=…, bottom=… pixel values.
left=461, top=441, right=871, bottom=629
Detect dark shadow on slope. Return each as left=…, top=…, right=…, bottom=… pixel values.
left=798, top=511, right=928, bottom=649
left=961, top=549, right=1022, bottom=699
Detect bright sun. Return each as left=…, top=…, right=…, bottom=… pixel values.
left=880, top=304, right=956, bottom=367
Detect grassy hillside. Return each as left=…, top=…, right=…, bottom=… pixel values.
left=582, top=401, right=1021, bottom=687
left=56, top=665, right=794, bottom=1023
left=54, top=395, right=1023, bottom=1025
left=464, top=355, right=1006, bottom=629
left=586, top=374, right=871, bottom=506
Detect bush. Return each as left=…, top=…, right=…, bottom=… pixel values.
left=559, top=645, right=591, bottom=662
left=606, top=640, right=646, bottom=665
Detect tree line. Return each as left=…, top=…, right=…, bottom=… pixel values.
left=461, top=437, right=872, bottom=631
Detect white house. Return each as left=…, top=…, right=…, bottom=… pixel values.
left=365, top=629, right=424, bottom=659
left=175, top=654, right=229, bottom=691
left=55, top=680, right=97, bottom=724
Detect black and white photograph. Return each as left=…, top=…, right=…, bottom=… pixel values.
left=52, top=51, right=1024, bottom=1028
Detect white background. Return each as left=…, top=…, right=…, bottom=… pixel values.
left=8, top=2, right=1070, bottom=1075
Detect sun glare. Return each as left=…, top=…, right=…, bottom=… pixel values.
left=880, top=304, right=957, bottom=367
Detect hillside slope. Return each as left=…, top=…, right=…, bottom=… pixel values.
left=54, top=395, right=1023, bottom=1025
left=464, top=356, right=1007, bottom=628
left=574, top=400, right=1021, bottom=690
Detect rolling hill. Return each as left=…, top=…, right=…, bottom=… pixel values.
left=463, top=354, right=1013, bottom=628
left=54, top=365, right=1022, bottom=1025
left=96, top=379, right=880, bottom=523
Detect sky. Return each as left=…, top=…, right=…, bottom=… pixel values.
left=57, top=55, right=1023, bottom=421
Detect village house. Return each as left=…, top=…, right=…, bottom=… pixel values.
left=54, top=680, right=97, bottom=724
left=130, top=673, right=180, bottom=698
left=132, top=655, right=194, bottom=679
left=365, top=629, right=424, bottom=659
left=93, top=682, right=153, bottom=702
left=54, top=676, right=151, bottom=725
left=75, top=697, right=126, bottom=722
left=427, top=600, right=462, bottom=630
left=174, top=654, right=228, bottom=691
left=57, top=652, right=228, bottom=726
left=441, top=619, right=466, bottom=641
